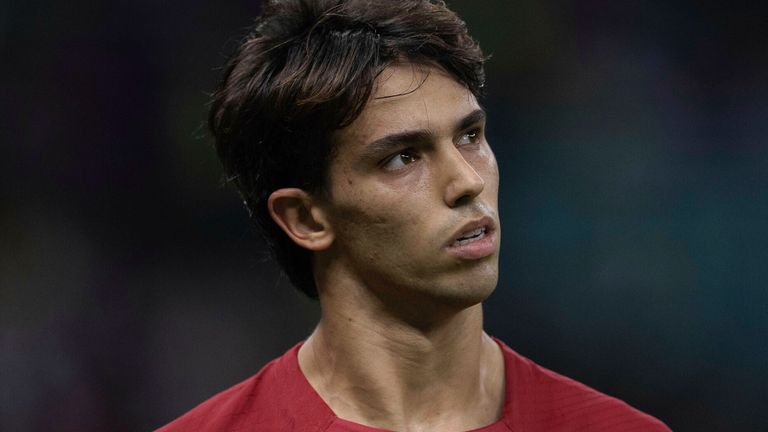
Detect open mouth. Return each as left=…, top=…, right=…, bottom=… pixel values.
left=452, top=227, right=487, bottom=246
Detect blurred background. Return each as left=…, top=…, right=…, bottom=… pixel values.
left=2, top=0, right=766, bottom=430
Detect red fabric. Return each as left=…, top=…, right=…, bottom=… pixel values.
left=157, top=340, right=671, bottom=431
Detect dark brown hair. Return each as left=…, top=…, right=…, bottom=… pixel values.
left=209, top=0, right=486, bottom=298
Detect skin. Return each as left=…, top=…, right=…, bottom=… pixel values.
left=269, top=63, right=504, bottom=431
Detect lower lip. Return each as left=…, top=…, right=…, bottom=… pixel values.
left=446, top=231, right=496, bottom=260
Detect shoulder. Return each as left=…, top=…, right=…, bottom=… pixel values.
left=155, top=342, right=332, bottom=432
left=155, top=356, right=281, bottom=432
left=497, top=340, right=672, bottom=431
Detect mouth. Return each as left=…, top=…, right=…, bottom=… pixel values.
left=446, top=216, right=497, bottom=260
left=451, top=226, right=488, bottom=247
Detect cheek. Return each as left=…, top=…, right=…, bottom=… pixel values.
left=331, top=190, right=397, bottom=243
left=330, top=191, right=426, bottom=259
left=486, top=153, right=500, bottom=192
left=466, top=145, right=500, bottom=188
left=330, top=167, right=428, bottom=229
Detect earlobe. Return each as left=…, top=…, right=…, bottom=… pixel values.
left=267, top=188, right=334, bottom=251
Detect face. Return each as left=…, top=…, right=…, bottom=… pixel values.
left=320, top=63, right=500, bottom=311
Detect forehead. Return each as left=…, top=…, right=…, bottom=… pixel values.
left=333, top=63, right=481, bottom=149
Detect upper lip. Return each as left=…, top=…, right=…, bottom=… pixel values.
left=447, top=215, right=496, bottom=246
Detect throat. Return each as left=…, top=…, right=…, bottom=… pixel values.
left=298, top=314, right=505, bottom=431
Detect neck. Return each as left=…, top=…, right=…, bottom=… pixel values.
left=298, top=278, right=505, bottom=431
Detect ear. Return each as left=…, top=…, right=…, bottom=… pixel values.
left=267, top=188, right=334, bottom=251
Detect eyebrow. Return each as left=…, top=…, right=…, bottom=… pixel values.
left=361, top=109, right=487, bottom=158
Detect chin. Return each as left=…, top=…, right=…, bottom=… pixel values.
left=435, top=271, right=499, bottom=309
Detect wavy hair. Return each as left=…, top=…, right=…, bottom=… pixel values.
left=209, top=0, right=486, bottom=297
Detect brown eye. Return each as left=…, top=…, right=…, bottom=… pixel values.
left=383, top=149, right=418, bottom=171
left=457, top=129, right=481, bottom=146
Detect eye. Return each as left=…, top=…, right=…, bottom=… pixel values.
left=457, top=128, right=482, bottom=146
left=382, top=149, right=419, bottom=171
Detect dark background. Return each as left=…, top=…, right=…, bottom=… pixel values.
left=2, top=1, right=767, bottom=431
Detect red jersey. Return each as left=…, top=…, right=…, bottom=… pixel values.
left=157, top=340, right=670, bottom=431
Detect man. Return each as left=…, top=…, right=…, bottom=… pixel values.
left=159, top=0, right=671, bottom=430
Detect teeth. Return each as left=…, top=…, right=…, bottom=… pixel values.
left=454, top=227, right=486, bottom=245
left=460, top=227, right=484, bottom=239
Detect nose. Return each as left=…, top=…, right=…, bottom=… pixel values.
left=442, top=147, right=485, bottom=207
